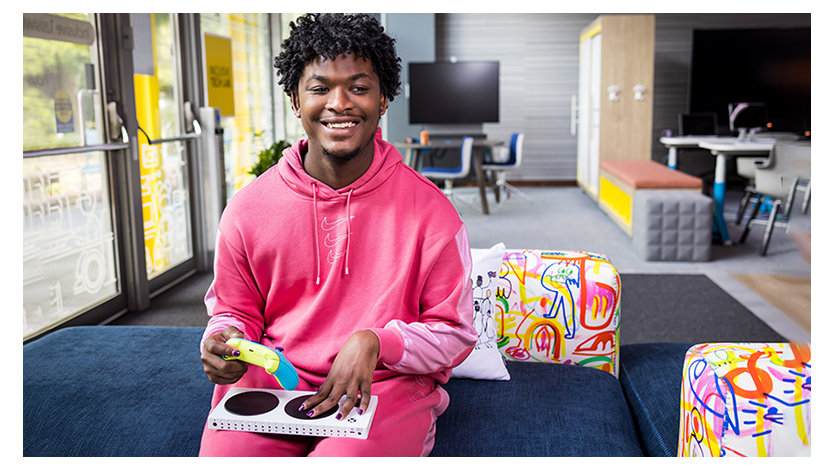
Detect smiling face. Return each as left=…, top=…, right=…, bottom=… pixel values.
left=292, top=53, right=388, bottom=169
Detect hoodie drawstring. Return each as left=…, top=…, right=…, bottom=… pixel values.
left=311, top=182, right=321, bottom=285
left=345, top=189, right=353, bottom=275
left=311, top=183, right=354, bottom=284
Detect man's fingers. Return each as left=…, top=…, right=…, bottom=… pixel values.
left=203, top=329, right=244, bottom=358
left=357, top=384, right=372, bottom=416
left=299, top=383, right=332, bottom=416
left=336, top=392, right=359, bottom=421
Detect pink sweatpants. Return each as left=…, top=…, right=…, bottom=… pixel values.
left=198, top=368, right=449, bottom=457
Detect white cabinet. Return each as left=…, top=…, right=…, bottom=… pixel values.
left=576, top=14, right=655, bottom=199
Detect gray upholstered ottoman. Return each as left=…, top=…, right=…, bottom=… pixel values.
left=632, top=190, right=713, bottom=261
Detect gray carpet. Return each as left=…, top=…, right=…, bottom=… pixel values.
left=110, top=271, right=786, bottom=345
left=110, top=272, right=213, bottom=328
left=619, top=273, right=785, bottom=344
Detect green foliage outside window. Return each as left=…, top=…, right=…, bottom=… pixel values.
left=248, top=140, right=291, bottom=177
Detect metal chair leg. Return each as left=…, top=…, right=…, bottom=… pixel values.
left=760, top=200, right=782, bottom=256
left=735, top=187, right=754, bottom=225
left=492, top=170, right=503, bottom=203
left=739, top=195, right=763, bottom=244
left=503, top=182, right=534, bottom=202
left=442, top=178, right=481, bottom=212
left=802, top=179, right=811, bottom=213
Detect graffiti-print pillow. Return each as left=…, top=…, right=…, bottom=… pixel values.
left=494, top=250, right=620, bottom=376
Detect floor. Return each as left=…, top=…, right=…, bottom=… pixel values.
left=452, top=184, right=812, bottom=344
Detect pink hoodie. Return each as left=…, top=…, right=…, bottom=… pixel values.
left=202, top=128, right=476, bottom=386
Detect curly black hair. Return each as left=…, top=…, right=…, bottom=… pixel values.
left=274, top=13, right=402, bottom=102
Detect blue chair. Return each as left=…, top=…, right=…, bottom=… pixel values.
left=483, top=132, right=530, bottom=204
left=420, top=136, right=477, bottom=209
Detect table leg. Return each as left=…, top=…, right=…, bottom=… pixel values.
left=668, top=146, right=677, bottom=169
left=404, top=148, right=414, bottom=168
left=712, top=153, right=732, bottom=245
left=473, top=149, right=490, bottom=215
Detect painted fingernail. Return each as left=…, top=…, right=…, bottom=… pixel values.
left=306, top=410, right=314, bottom=417
left=358, top=409, right=364, bottom=416
left=232, top=350, right=240, bottom=357
left=335, top=413, right=342, bottom=420
left=298, top=404, right=306, bottom=411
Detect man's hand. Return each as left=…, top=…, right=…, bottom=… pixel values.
left=300, top=330, right=379, bottom=420
left=201, top=326, right=247, bottom=384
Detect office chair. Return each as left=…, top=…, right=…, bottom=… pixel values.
left=734, top=132, right=800, bottom=224
left=738, top=141, right=811, bottom=256
left=420, top=136, right=478, bottom=210
left=483, top=133, right=530, bottom=204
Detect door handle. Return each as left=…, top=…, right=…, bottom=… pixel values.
left=106, top=101, right=129, bottom=143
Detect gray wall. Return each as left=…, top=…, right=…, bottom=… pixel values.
left=437, top=13, right=597, bottom=181
left=429, top=13, right=811, bottom=182
left=382, top=13, right=435, bottom=145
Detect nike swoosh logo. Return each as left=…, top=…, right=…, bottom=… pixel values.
left=323, top=232, right=348, bottom=248
left=321, top=216, right=354, bottom=231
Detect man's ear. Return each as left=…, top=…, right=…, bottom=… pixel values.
left=379, top=95, right=389, bottom=117
left=291, top=92, right=301, bottom=118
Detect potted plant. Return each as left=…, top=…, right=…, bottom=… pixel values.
left=248, top=139, right=291, bottom=177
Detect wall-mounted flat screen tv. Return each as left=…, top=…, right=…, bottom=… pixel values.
left=688, top=27, right=810, bottom=135
left=408, top=61, right=500, bottom=125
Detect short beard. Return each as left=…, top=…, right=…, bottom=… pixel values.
left=321, top=145, right=362, bottom=162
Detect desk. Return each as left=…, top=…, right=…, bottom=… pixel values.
left=659, top=135, right=730, bottom=169
left=396, top=139, right=503, bottom=215
left=698, top=138, right=774, bottom=245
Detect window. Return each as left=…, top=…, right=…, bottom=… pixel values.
left=200, top=13, right=276, bottom=200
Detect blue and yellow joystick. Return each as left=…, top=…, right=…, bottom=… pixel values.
left=224, top=338, right=299, bottom=390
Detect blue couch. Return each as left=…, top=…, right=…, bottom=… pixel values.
left=23, top=325, right=692, bottom=457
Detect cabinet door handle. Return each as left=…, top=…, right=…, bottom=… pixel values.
left=607, top=85, right=620, bottom=102
left=570, top=94, right=578, bottom=136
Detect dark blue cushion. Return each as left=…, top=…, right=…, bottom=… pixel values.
left=432, top=361, right=644, bottom=456
left=24, top=326, right=212, bottom=456
left=619, top=343, right=695, bottom=457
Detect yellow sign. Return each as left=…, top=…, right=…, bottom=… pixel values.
left=204, top=33, right=235, bottom=117
left=54, top=90, right=74, bottom=133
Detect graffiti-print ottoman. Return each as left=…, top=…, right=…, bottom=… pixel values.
left=678, top=343, right=811, bottom=456
left=495, top=250, right=620, bottom=377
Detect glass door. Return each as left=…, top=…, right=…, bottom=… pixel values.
left=22, top=13, right=125, bottom=339
left=132, top=13, right=196, bottom=282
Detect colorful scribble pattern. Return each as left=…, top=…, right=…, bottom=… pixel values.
left=678, top=343, right=811, bottom=457
left=495, top=250, right=620, bottom=377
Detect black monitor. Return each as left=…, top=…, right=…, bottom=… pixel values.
left=728, top=102, right=768, bottom=132
left=408, top=61, right=500, bottom=125
left=678, top=112, right=718, bottom=136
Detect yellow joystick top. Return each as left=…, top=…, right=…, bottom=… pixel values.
left=225, top=337, right=281, bottom=374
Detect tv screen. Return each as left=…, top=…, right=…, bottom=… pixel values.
left=408, top=61, right=500, bottom=125
left=689, top=27, right=810, bottom=135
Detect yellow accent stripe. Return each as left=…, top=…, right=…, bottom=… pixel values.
left=599, top=176, right=632, bottom=228
left=580, top=21, right=602, bottom=43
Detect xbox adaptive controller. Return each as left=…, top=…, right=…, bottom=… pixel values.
left=224, top=338, right=299, bottom=390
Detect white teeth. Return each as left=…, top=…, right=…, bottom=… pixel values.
left=326, top=122, right=357, bottom=129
